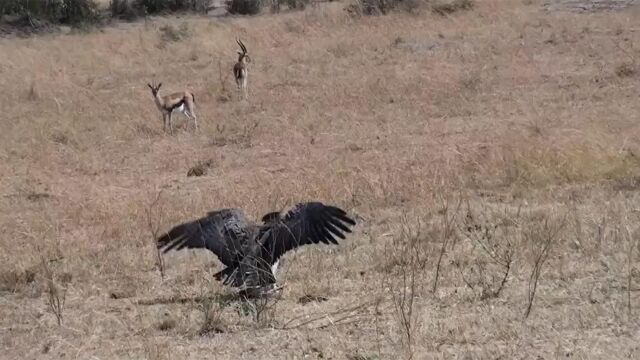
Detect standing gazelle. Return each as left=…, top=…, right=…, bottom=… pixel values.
left=233, top=39, right=250, bottom=100
left=147, top=82, right=198, bottom=133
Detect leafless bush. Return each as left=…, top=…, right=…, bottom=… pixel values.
left=236, top=293, right=280, bottom=326
left=623, top=225, right=636, bottom=319
left=41, top=257, right=68, bottom=326
left=210, top=120, right=259, bottom=148
left=524, top=214, right=566, bottom=319
left=383, top=215, right=429, bottom=358
left=198, top=297, right=227, bottom=335
left=432, top=197, right=461, bottom=293
left=455, top=202, right=514, bottom=300
left=146, top=190, right=165, bottom=279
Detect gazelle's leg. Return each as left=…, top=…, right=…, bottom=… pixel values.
left=236, top=78, right=242, bottom=99
left=162, top=113, right=167, bottom=132
left=184, top=108, right=197, bottom=131
left=168, top=113, right=174, bottom=134
left=242, top=77, right=248, bottom=100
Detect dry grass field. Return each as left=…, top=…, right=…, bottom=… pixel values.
left=1, top=0, right=640, bottom=358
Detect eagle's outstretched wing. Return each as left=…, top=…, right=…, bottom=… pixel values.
left=156, top=209, right=252, bottom=267
left=261, top=202, right=356, bottom=263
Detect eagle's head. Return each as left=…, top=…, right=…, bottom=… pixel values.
left=261, top=211, right=282, bottom=225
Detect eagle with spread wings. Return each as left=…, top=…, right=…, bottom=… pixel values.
left=157, top=202, right=356, bottom=294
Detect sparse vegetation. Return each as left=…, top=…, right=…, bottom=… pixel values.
left=109, top=0, right=140, bottom=20
left=615, top=63, right=635, bottom=78
left=229, top=0, right=262, bottom=14
left=187, top=159, right=213, bottom=177
left=431, top=0, right=473, bottom=15
left=136, top=0, right=212, bottom=14
left=159, top=22, right=190, bottom=43
left=41, top=257, right=69, bottom=326
left=2, top=0, right=640, bottom=358
left=0, top=0, right=100, bottom=28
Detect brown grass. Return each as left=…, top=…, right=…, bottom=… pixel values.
left=1, top=0, right=640, bottom=358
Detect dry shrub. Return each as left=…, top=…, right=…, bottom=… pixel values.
left=345, top=0, right=393, bottom=16
left=431, top=0, right=473, bottom=15
left=273, top=0, right=310, bottom=11
left=615, top=63, right=635, bottom=78
left=41, top=257, right=70, bottom=326
left=380, top=213, right=432, bottom=357
left=198, top=297, right=227, bottom=335
left=347, top=0, right=444, bottom=16
left=210, top=121, right=259, bottom=148
left=187, top=159, right=213, bottom=177
left=159, top=22, right=191, bottom=44
left=236, top=295, right=280, bottom=326
left=143, top=340, right=171, bottom=360
left=522, top=213, right=567, bottom=319
left=0, top=267, right=37, bottom=292
left=455, top=202, right=515, bottom=300
left=156, top=317, right=177, bottom=331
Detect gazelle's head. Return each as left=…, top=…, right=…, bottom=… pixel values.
left=147, top=82, right=162, bottom=97
left=236, top=39, right=250, bottom=63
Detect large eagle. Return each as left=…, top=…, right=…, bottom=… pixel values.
left=157, top=202, right=356, bottom=294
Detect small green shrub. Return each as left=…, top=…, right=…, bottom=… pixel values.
left=347, top=0, right=472, bottom=16
left=229, top=0, right=262, bottom=15
left=110, top=0, right=140, bottom=20
left=109, top=0, right=212, bottom=20
left=135, top=0, right=211, bottom=14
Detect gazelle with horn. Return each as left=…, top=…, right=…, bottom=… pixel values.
left=147, top=82, right=198, bottom=133
left=233, top=39, right=251, bottom=100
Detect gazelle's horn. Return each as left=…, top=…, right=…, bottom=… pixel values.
left=237, top=38, right=247, bottom=53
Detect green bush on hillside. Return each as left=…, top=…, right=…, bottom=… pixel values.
left=229, top=0, right=262, bottom=14
left=0, top=0, right=99, bottom=25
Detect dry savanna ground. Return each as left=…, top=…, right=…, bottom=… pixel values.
left=1, top=0, right=640, bottom=358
